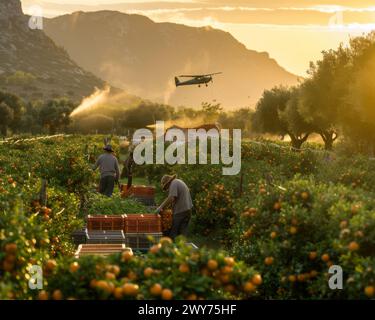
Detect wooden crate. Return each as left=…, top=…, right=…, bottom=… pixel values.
left=87, top=215, right=125, bottom=231
left=125, top=233, right=163, bottom=251
left=124, top=214, right=162, bottom=233
left=74, top=244, right=132, bottom=258
left=86, top=230, right=126, bottom=244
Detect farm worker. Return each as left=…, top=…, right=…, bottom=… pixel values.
left=156, top=174, right=193, bottom=240
left=122, top=144, right=135, bottom=190
left=93, top=145, right=120, bottom=197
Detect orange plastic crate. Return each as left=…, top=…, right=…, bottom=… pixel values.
left=121, top=185, right=155, bottom=197
left=124, top=214, right=162, bottom=233
left=87, top=215, right=125, bottom=231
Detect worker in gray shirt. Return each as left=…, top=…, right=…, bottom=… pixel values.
left=93, top=145, right=120, bottom=197
left=156, top=174, right=193, bottom=239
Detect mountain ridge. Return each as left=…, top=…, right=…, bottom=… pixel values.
left=44, top=10, right=298, bottom=108
left=0, top=0, right=105, bottom=102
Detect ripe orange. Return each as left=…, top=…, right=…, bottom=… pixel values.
left=243, top=281, right=256, bottom=293
left=224, top=257, right=235, bottom=267
left=186, top=294, right=198, bottom=300
left=114, top=287, right=123, bottom=299
left=121, top=250, right=134, bottom=262
left=112, top=265, right=120, bottom=276
left=150, top=283, right=163, bottom=296
left=38, top=290, right=49, bottom=300
left=160, top=237, right=173, bottom=245
left=220, top=274, right=230, bottom=284
left=270, top=232, right=277, bottom=239
left=144, top=267, right=154, bottom=277
left=179, top=263, right=190, bottom=273
left=161, top=289, right=173, bottom=300
left=301, top=192, right=309, bottom=200
left=243, top=229, right=252, bottom=239
left=149, top=244, right=161, bottom=254
left=273, top=202, right=282, bottom=211
left=221, top=266, right=233, bottom=274
left=52, top=290, right=63, bottom=300
left=105, top=272, right=116, bottom=280
left=90, top=279, right=97, bottom=288
left=288, top=275, right=297, bottom=283
left=123, top=283, right=139, bottom=296
left=96, top=280, right=111, bottom=293
left=310, top=270, right=318, bottom=278
left=321, top=254, right=330, bottom=262
left=259, top=188, right=267, bottom=194
left=5, top=243, right=17, bottom=254
left=207, top=259, right=218, bottom=271
left=309, top=251, right=317, bottom=260
left=251, top=274, right=262, bottom=286
left=351, top=204, right=360, bottom=215
left=297, top=274, right=306, bottom=282
left=224, top=284, right=235, bottom=293
left=264, top=257, right=274, bottom=266
left=289, top=226, right=298, bottom=235
left=3, top=260, right=14, bottom=272
left=348, top=241, right=360, bottom=251
left=69, top=262, right=80, bottom=273
left=364, top=286, right=375, bottom=298
left=127, top=271, right=137, bottom=281
left=45, top=259, right=57, bottom=271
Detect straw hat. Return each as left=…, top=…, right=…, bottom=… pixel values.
left=103, top=145, right=114, bottom=152
left=161, top=174, right=177, bottom=191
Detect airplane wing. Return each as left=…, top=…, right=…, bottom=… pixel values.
left=178, top=75, right=204, bottom=78
left=178, top=72, right=222, bottom=78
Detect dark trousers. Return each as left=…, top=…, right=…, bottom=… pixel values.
left=99, top=175, right=115, bottom=197
left=169, top=210, right=191, bottom=240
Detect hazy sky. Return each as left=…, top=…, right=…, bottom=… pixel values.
left=21, top=1, right=375, bottom=75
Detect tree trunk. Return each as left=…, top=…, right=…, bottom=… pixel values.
left=320, top=130, right=338, bottom=151
left=289, top=133, right=309, bottom=150
left=0, top=126, right=7, bottom=137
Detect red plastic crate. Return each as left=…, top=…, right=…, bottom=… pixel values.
left=124, top=214, right=162, bottom=233
left=87, top=215, right=125, bottom=231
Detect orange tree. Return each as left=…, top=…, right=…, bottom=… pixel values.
left=229, top=177, right=375, bottom=299
left=35, top=238, right=261, bottom=300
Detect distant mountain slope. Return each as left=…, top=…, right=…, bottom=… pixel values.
left=44, top=10, right=298, bottom=108
left=0, top=0, right=105, bottom=102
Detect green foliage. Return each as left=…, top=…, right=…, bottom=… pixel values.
left=6, top=71, right=36, bottom=86
left=84, top=193, right=151, bottom=216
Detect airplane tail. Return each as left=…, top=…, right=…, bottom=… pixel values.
left=175, top=77, right=180, bottom=87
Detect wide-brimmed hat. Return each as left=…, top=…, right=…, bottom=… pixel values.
left=161, top=174, right=177, bottom=191
left=103, top=144, right=114, bottom=152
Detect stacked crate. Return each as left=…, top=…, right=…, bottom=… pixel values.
left=86, top=214, right=162, bottom=252
left=75, top=244, right=132, bottom=259
left=121, top=185, right=156, bottom=206
left=123, top=214, right=162, bottom=251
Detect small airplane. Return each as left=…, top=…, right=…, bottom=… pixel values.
left=175, top=72, right=222, bottom=88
